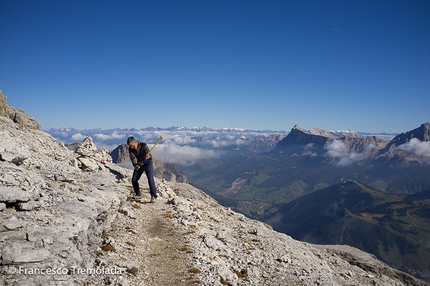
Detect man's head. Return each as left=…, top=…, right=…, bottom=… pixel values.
left=127, top=136, right=139, bottom=149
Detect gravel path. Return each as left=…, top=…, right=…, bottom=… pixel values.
left=94, top=194, right=199, bottom=286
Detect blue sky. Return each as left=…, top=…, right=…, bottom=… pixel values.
left=1, top=0, right=429, bottom=133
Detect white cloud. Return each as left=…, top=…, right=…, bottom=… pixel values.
left=134, top=132, right=161, bottom=142
left=171, top=134, right=197, bottom=145
left=151, top=143, right=219, bottom=165
left=325, top=140, right=367, bottom=166
left=94, top=131, right=126, bottom=141
left=325, top=140, right=349, bottom=157
left=71, top=133, right=87, bottom=141
left=209, top=140, right=235, bottom=148
left=398, top=138, right=430, bottom=157
left=301, top=143, right=317, bottom=157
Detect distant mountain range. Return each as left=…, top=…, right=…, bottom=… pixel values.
left=273, top=123, right=430, bottom=164
left=43, top=125, right=396, bottom=152
left=44, top=126, right=287, bottom=143
left=44, top=125, right=400, bottom=166
left=44, top=126, right=289, bottom=161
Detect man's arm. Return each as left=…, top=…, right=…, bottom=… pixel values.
left=142, top=143, right=152, bottom=160
left=129, top=149, right=138, bottom=166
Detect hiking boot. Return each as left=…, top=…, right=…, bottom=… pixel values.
left=133, top=195, right=142, bottom=202
left=150, top=196, right=156, bottom=203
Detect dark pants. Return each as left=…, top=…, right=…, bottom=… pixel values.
left=131, top=160, right=157, bottom=198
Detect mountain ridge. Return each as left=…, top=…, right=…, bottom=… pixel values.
left=272, top=123, right=430, bottom=164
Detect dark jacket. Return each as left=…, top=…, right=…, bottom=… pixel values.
left=129, top=142, right=152, bottom=166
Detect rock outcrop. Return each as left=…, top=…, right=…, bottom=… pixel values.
left=0, top=91, right=41, bottom=130
left=274, top=124, right=336, bottom=156
left=0, top=115, right=131, bottom=285
left=1, top=100, right=428, bottom=285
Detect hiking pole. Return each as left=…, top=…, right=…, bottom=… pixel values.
left=141, top=136, right=163, bottom=165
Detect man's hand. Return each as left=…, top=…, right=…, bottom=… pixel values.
left=134, top=165, right=140, bottom=170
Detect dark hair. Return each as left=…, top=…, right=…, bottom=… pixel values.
left=127, top=136, right=137, bottom=145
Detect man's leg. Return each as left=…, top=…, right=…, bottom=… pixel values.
left=131, top=168, right=144, bottom=196
left=143, top=160, right=157, bottom=198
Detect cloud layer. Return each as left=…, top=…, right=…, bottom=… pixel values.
left=48, top=128, right=430, bottom=167
left=398, top=138, right=430, bottom=158
left=325, top=140, right=370, bottom=166
left=48, top=128, right=281, bottom=165
left=153, top=144, right=218, bottom=165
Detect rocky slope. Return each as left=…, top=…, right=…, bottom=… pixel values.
left=1, top=95, right=428, bottom=285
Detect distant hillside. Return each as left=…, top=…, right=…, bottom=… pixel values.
left=265, top=181, right=430, bottom=281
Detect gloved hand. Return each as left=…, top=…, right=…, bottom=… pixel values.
left=134, top=165, right=140, bottom=170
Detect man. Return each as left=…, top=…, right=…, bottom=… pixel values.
left=127, top=136, right=157, bottom=203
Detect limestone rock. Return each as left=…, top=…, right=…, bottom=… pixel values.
left=0, top=91, right=11, bottom=118
left=9, top=107, right=41, bottom=130
left=77, top=156, right=99, bottom=171
left=75, top=136, right=97, bottom=157
left=72, top=136, right=115, bottom=173
left=0, top=90, right=41, bottom=130
left=0, top=186, right=34, bottom=203
left=2, top=242, right=52, bottom=264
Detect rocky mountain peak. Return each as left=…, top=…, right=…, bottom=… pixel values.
left=291, top=125, right=337, bottom=139
left=377, top=122, right=430, bottom=162
left=292, top=124, right=306, bottom=132
left=309, top=127, right=338, bottom=139
left=274, top=125, right=335, bottom=155
left=390, top=122, right=430, bottom=146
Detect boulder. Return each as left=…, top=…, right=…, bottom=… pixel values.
left=0, top=186, right=34, bottom=203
